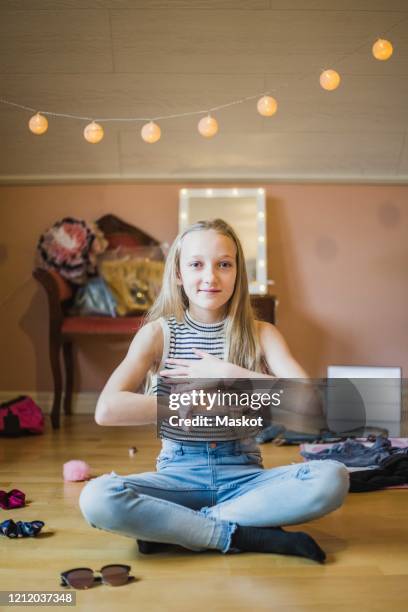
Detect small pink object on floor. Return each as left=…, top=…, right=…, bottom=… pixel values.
left=63, top=460, right=92, bottom=482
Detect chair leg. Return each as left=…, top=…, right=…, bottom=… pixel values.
left=63, top=341, right=74, bottom=416
left=49, top=335, right=63, bottom=429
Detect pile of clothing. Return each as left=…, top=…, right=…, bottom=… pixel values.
left=300, top=435, right=408, bottom=492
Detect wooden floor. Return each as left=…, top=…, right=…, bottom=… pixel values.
left=1, top=415, right=408, bottom=612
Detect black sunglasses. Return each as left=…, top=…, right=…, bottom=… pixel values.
left=60, top=564, right=132, bottom=589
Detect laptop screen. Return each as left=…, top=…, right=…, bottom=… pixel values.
left=327, top=365, right=402, bottom=436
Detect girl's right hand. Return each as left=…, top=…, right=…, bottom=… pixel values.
left=160, top=349, right=234, bottom=379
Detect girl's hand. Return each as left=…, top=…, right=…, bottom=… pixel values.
left=159, top=348, right=233, bottom=380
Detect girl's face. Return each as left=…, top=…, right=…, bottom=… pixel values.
left=178, top=229, right=237, bottom=322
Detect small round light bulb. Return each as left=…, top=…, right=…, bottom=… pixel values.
left=198, top=115, right=219, bottom=138
left=28, top=113, right=48, bottom=135
left=320, top=69, right=341, bottom=91
left=372, top=39, right=393, bottom=61
left=83, top=121, right=104, bottom=144
left=257, top=96, right=278, bottom=117
left=141, top=121, right=161, bottom=143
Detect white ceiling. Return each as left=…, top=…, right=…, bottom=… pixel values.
left=1, top=0, right=408, bottom=183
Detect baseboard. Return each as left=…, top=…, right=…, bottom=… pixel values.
left=0, top=391, right=99, bottom=415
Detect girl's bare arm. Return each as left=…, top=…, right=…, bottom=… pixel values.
left=257, top=321, right=308, bottom=378
left=257, top=321, right=323, bottom=418
left=218, top=321, right=308, bottom=380
left=95, top=320, right=163, bottom=426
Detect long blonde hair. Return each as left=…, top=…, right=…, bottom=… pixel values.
left=146, top=218, right=265, bottom=373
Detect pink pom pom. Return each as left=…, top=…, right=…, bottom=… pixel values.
left=63, top=460, right=92, bottom=482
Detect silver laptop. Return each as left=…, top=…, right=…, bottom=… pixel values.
left=327, top=365, right=402, bottom=436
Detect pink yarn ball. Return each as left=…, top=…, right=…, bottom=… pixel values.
left=63, top=460, right=92, bottom=482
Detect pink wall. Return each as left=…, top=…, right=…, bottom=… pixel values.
left=0, top=182, right=407, bottom=393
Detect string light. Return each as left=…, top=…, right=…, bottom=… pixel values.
left=257, top=96, right=278, bottom=117
left=1, top=14, right=404, bottom=145
left=372, top=38, right=393, bottom=60
left=198, top=115, right=219, bottom=138
left=83, top=121, right=104, bottom=144
left=319, top=69, right=341, bottom=91
left=28, top=113, right=48, bottom=135
left=141, top=121, right=161, bottom=143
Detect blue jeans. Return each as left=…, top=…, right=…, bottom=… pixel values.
left=79, top=438, right=349, bottom=553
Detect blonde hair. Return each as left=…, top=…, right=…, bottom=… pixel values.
left=146, top=218, right=265, bottom=374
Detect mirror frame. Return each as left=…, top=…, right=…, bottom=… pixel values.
left=179, top=188, right=267, bottom=295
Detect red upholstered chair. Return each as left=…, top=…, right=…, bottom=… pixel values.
left=34, top=214, right=276, bottom=429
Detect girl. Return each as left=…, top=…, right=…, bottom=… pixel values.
left=79, top=219, right=349, bottom=562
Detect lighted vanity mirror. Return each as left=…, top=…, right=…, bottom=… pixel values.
left=179, top=188, right=267, bottom=295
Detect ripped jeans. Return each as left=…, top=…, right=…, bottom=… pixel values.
left=79, top=438, right=349, bottom=553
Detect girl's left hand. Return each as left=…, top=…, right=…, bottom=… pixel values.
left=159, top=348, right=233, bottom=380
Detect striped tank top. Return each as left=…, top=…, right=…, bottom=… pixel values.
left=152, top=310, right=241, bottom=441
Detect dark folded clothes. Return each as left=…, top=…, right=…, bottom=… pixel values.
left=300, top=435, right=407, bottom=468
left=256, top=424, right=344, bottom=445
left=349, top=454, right=408, bottom=492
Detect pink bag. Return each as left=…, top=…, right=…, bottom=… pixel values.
left=0, top=396, right=45, bottom=436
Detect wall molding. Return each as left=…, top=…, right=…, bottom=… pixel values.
left=0, top=391, right=98, bottom=415
left=1, top=175, right=408, bottom=186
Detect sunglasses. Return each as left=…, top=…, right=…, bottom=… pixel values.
left=60, top=564, right=132, bottom=589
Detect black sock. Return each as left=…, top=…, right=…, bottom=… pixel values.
left=230, top=526, right=326, bottom=563
left=137, top=539, right=174, bottom=554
